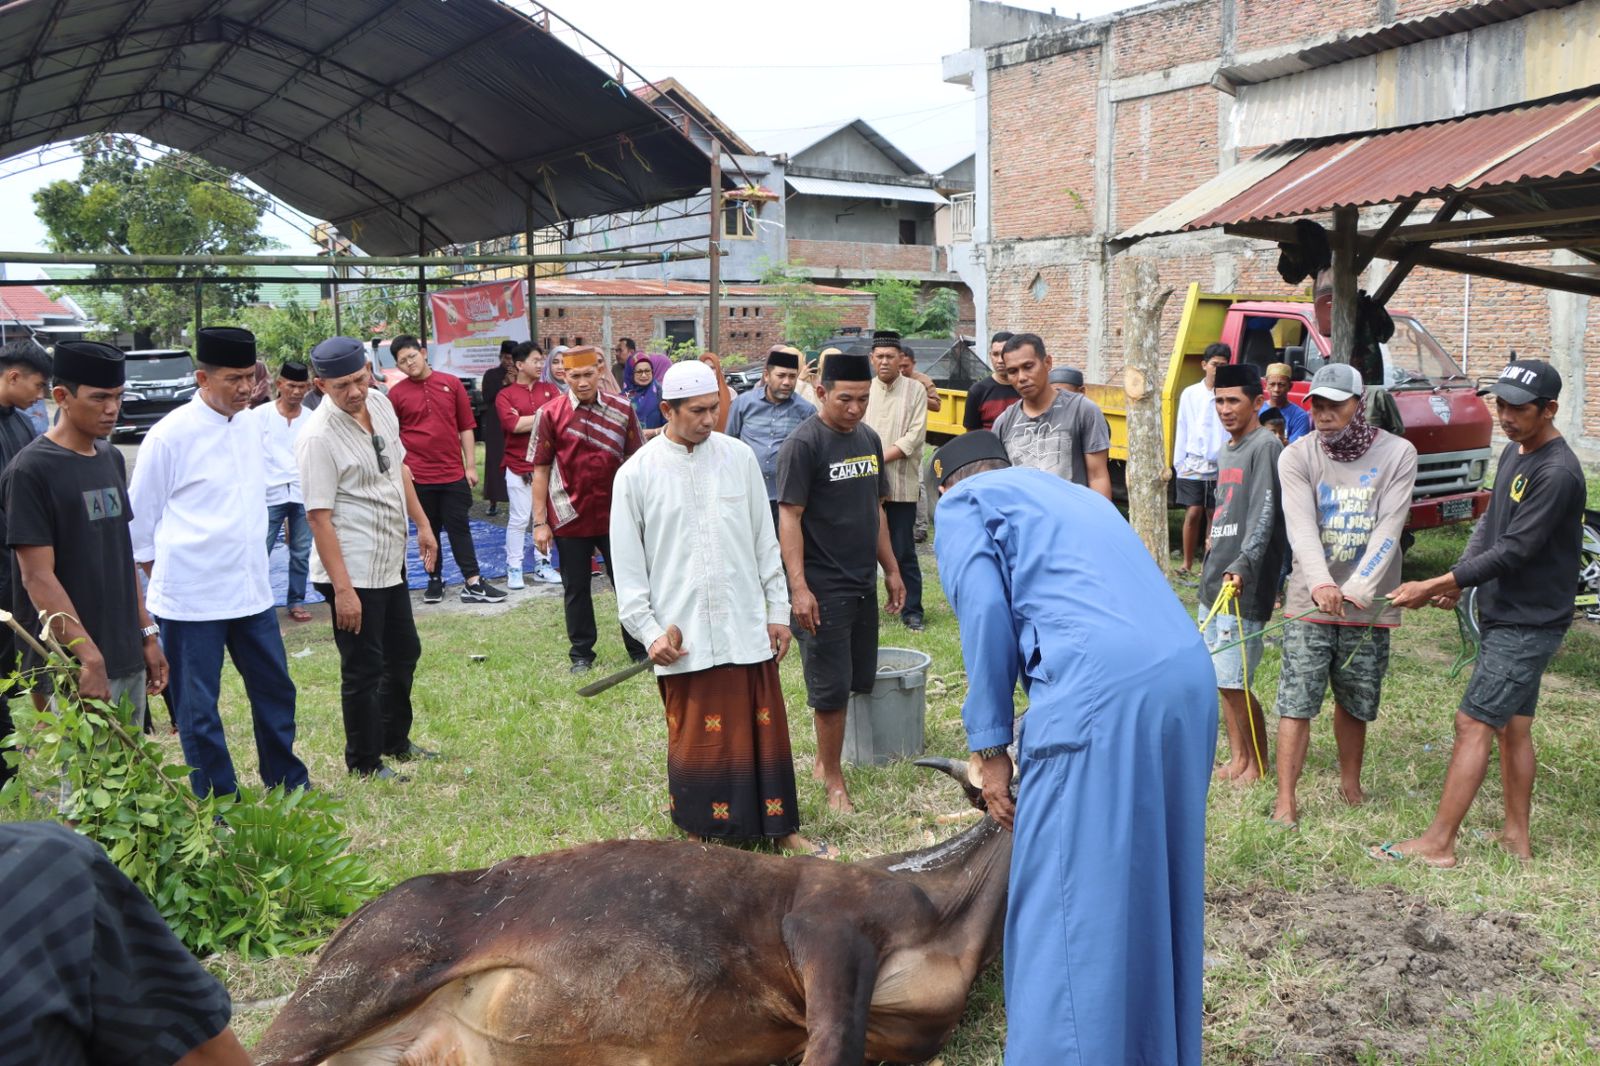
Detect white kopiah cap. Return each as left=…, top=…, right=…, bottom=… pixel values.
left=661, top=360, right=718, bottom=400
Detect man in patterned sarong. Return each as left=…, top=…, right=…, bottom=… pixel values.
left=611, top=361, right=834, bottom=858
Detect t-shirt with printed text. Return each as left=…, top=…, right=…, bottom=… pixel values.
left=776, top=416, right=886, bottom=598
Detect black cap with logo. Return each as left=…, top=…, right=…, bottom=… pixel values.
left=1478, top=359, right=1562, bottom=406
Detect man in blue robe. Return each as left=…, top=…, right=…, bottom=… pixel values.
left=928, top=431, right=1215, bottom=1065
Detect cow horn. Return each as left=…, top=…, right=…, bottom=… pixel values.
left=913, top=756, right=986, bottom=809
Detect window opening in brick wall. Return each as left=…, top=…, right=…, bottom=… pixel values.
left=662, top=319, right=698, bottom=349
left=899, top=219, right=917, bottom=245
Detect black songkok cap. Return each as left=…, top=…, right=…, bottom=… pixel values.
left=1213, top=362, right=1260, bottom=391
left=195, top=326, right=257, bottom=369
left=1258, top=405, right=1285, bottom=425
left=310, top=336, right=370, bottom=380
left=279, top=360, right=310, bottom=382
left=821, top=352, right=873, bottom=383
left=1049, top=366, right=1084, bottom=387
left=928, top=430, right=1010, bottom=487
left=52, top=340, right=126, bottom=389
left=766, top=346, right=801, bottom=370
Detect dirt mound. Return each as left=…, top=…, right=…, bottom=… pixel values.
left=1207, top=884, right=1597, bottom=1064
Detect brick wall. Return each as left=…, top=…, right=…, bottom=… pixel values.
left=1113, top=87, right=1219, bottom=232
left=987, top=258, right=1099, bottom=366
left=1108, top=0, right=1220, bottom=78
left=990, top=46, right=1100, bottom=240
left=789, top=239, right=944, bottom=273
left=1232, top=0, right=1382, bottom=53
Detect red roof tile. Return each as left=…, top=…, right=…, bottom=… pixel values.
left=0, top=285, right=76, bottom=325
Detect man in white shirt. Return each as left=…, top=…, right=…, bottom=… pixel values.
left=247, top=360, right=314, bottom=623
left=1172, top=343, right=1230, bottom=574
left=128, top=327, right=309, bottom=798
left=610, top=361, right=830, bottom=857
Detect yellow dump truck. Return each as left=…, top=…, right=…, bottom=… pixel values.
left=930, top=284, right=1492, bottom=531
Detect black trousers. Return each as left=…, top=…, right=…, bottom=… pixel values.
left=313, top=581, right=421, bottom=773
left=884, top=501, right=924, bottom=619
left=555, top=534, right=646, bottom=664
left=414, top=479, right=478, bottom=581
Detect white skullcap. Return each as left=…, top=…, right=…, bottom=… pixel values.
left=661, top=360, right=718, bottom=400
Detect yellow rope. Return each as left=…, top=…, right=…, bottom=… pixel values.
left=1200, top=584, right=1267, bottom=777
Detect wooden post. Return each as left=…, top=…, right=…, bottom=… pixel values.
left=707, top=140, right=722, bottom=354
left=416, top=233, right=430, bottom=343
left=1120, top=257, right=1174, bottom=572
left=1330, top=205, right=1360, bottom=364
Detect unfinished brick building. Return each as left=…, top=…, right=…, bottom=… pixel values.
left=945, top=0, right=1600, bottom=453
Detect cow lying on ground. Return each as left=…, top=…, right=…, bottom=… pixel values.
left=254, top=758, right=1009, bottom=1066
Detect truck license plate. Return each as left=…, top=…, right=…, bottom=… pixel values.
left=1440, top=497, right=1475, bottom=522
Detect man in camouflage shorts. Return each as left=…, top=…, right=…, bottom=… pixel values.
left=1271, top=364, right=1416, bottom=828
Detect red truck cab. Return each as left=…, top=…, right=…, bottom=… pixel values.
left=1218, top=301, right=1492, bottom=531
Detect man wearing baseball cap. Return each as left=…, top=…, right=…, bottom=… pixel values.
left=1271, top=361, right=1417, bottom=830
left=1378, top=359, right=1588, bottom=867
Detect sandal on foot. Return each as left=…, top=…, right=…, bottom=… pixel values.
left=288, top=606, right=313, bottom=622
left=1265, top=816, right=1299, bottom=831
left=1369, top=841, right=1456, bottom=868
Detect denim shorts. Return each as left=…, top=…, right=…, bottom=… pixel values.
left=1274, top=620, right=1392, bottom=722
left=1459, top=624, right=1567, bottom=729
left=1199, top=606, right=1264, bottom=690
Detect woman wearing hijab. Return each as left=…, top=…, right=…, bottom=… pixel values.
left=624, top=352, right=671, bottom=439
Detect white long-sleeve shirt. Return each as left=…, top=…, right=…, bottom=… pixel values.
left=609, top=431, right=789, bottom=676
left=1173, top=380, right=1226, bottom=480
left=128, top=395, right=273, bottom=621
left=245, top=400, right=307, bottom=506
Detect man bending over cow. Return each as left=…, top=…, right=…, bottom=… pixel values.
left=611, top=362, right=834, bottom=858
left=929, top=430, right=1215, bottom=1066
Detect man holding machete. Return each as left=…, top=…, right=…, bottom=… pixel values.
left=610, top=361, right=834, bottom=858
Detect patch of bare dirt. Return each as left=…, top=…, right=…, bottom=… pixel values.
left=1207, top=884, right=1599, bottom=1064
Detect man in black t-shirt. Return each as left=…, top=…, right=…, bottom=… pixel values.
left=1382, top=360, right=1588, bottom=868
left=0, top=339, right=50, bottom=788
left=962, top=330, right=1022, bottom=432
left=2, top=342, right=166, bottom=728
left=777, top=352, right=905, bottom=814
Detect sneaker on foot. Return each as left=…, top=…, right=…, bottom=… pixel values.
left=423, top=576, right=444, bottom=603
left=532, top=563, right=562, bottom=584
left=461, top=580, right=506, bottom=603
left=569, top=659, right=595, bottom=676
left=903, top=613, right=925, bottom=632
left=506, top=567, right=525, bottom=590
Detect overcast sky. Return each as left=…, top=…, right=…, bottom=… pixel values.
left=0, top=0, right=1133, bottom=266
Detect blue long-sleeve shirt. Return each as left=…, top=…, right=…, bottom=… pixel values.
left=725, top=385, right=815, bottom=501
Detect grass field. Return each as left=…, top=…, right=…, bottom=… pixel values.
left=15, top=480, right=1600, bottom=1064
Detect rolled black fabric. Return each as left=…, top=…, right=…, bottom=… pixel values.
left=278, top=360, right=310, bottom=382
left=929, top=429, right=1010, bottom=487
left=195, top=326, right=256, bottom=369
left=820, top=353, right=872, bottom=383
left=310, top=336, right=370, bottom=379
left=51, top=340, right=125, bottom=388
left=1213, top=363, right=1260, bottom=391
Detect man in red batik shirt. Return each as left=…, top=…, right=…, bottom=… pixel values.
left=387, top=335, right=505, bottom=605
left=530, top=346, right=646, bottom=674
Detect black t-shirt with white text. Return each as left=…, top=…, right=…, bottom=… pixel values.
left=776, top=416, right=886, bottom=598
left=1452, top=437, right=1587, bottom=630
left=2, top=437, right=143, bottom=677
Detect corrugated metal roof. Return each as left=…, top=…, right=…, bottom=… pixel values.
left=784, top=175, right=947, bottom=205
left=1117, top=89, right=1600, bottom=240
left=1215, top=0, right=1581, bottom=88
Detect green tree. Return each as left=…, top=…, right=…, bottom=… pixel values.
left=855, top=276, right=961, bottom=337
left=758, top=259, right=846, bottom=351
left=238, top=300, right=329, bottom=369
left=33, top=136, right=268, bottom=348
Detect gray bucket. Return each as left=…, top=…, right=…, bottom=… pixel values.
left=841, top=647, right=933, bottom=766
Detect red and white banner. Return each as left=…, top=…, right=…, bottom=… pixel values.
left=428, top=280, right=529, bottom=374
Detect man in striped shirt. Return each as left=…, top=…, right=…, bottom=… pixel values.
left=530, top=346, right=647, bottom=674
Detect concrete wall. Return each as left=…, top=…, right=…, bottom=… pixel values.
left=785, top=195, right=936, bottom=244
left=793, top=126, right=915, bottom=176
left=957, top=0, right=1600, bottom=454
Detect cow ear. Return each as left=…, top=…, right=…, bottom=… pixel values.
left=914, top=757, right=986, bottom=809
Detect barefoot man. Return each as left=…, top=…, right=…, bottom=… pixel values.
left=1199, top=363, right=1285, bottom=786
left=777, top=351, right=905, bottom=813
left=611, top=361, right=830, bottom=857
left=1272, top=363, right=1416, bottom=827
left=1377, top=360, right=1587, bottom=867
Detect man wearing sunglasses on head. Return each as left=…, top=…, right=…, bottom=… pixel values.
left=296, top=337, right=441, bottom=782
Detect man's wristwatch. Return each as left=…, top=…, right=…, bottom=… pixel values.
left=976, top=745, right=1008, bottom=761
left=139, top=624, right=160, bottom=640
